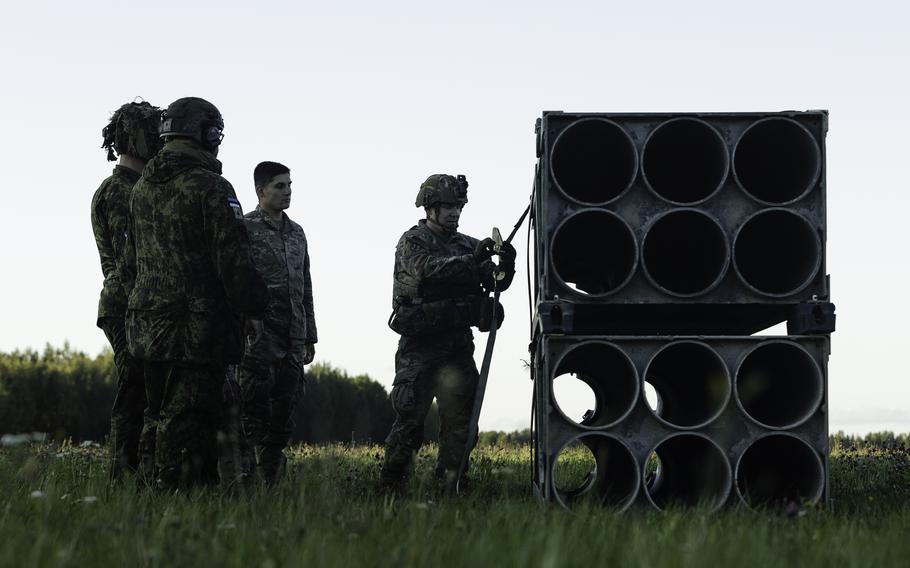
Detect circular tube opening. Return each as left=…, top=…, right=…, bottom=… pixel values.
left=733, top=118, right=821, bottom=204
left=550, top=118, right=638, bottom=205
left=642, top=209, right=729, bottom=297
left=552, top=342, right=639, bottom=429
left=735, top=341, right=823, bottom=429
left=644, top=434, right=731, bottom=511
left=736, top=434, right=824, bottom=509
left=553, top=434, right=640, bottom=510
left=551, top=210, right=638, bottom=296
left=644, top=341, right=730, bottom=429
left=733, top=209, right=821, bottom=297
left=642, top=118, right=729, bottom=204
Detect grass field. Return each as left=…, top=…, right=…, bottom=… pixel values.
left=2, top=438, right=909, bottom=567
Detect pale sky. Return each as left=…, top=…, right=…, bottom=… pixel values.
left=0, top=0, right=907, bottom=434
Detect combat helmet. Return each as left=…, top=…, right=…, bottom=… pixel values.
left=101, top=101, right=163, bottom=162
left=159, top=97, right=225, bottom=153
left=415, top=174, right=468, bottom=208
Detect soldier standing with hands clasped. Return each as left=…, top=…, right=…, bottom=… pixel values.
left=122, top=97, right=268, bottom=489
left=91, top=100, right=163, bottom=481
left=239, top=161, right=317, bottom=485
left=381, top=174, right=516, bottom=494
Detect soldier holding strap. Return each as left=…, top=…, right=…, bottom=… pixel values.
left=381, top=174, right=516, bottom=493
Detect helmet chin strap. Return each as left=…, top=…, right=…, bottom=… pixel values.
left=427, top=206, right=458, bottom=233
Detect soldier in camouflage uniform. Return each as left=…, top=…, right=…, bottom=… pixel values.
left=91, top=100, right=163, bottom=481
left=122, top=97, right=268, bottom=489
left=380, top=174, right=516, bottom=493
left=239, top=161, right=317, bottom=485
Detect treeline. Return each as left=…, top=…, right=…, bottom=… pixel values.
left=0, top=345, right=438, bottom=444
left=0, top=344, right=114, bottom=442
left=295, top=363, right=439, bottom=444
left=830, top=431, right=910, bottom=451
left=478, top=429, right=532, bottom=446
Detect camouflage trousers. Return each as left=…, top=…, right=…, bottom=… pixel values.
left=100, top=317, right=147, bottom=481
left=142, top=361, right=224, bottom=489
left=217, top=365, right=249, bottom=486
left=381, top=333, right=479, bottom=486
left=239, top=353, right=305, bottom=485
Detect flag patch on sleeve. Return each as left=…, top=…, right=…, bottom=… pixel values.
left=227, top=197, right=244, bottom=220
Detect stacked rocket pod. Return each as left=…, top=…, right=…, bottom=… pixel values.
left=529, top=111, right=834, bottom=511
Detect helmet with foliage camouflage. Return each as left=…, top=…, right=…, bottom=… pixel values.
left=159, top=97, right=225, bottom=153
left=415, top=174, right=469, bottom=208
left=101, top=101, right=163, bottom=162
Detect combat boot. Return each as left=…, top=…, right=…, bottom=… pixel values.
left=379, top=472, right=408, bottom=496
left=441, top=469, right=470, bottom=497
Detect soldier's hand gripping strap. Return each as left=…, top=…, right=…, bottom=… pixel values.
left=491, top=241, right=517, bottom=292
left=473, top=238, right=496, bottom=263
left=498, top=241, right=517, bottom=264
left=477, top=298, right=505, bottom=332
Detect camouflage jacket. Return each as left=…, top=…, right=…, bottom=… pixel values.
left=90, top=165, right=140, bottom=324
left=123, top=139, right=268, bottom=366
left=392, top=220, right=497, bottom=333
left=242, top=207, right=317, bottom=363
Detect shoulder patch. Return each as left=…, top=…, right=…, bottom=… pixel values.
left=227, top=197, right=244, bottom=220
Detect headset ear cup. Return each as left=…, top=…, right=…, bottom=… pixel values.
left=203, top=125, right=222, bottom=150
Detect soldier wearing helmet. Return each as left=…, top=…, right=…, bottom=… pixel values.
left=157, top=97, right=226, bottom=156
left=121, top=97, right=268, bottom=489
left=380, top=173, right=517, bottom=494
left=91, top=100, right=163, bottom=481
